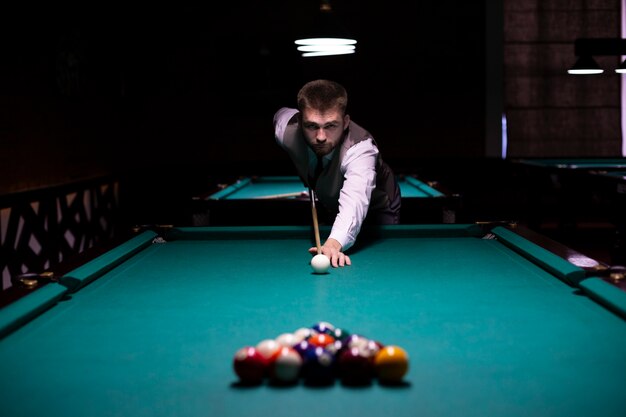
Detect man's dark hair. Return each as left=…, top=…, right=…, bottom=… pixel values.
left=297, top=79, right=348, bottom=114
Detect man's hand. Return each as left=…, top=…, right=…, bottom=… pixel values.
left=308, top=238, right=351, bottom=267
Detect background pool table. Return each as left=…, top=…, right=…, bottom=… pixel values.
left=513, top=158, right=626, bottom=264
left=1, top=224, right=625, bottom=417
left=514, top=158, right=626, bottom=171
left=190, top=175, right=460, bottom=226
left=513, top=158, right=626, bottom=227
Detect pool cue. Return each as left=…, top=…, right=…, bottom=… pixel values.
left=253, top=191, right=308, bottom=199
left=309, top=189, right=322, bottom=254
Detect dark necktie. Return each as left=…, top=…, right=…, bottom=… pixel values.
left=309, top=157, right=324, bottom=188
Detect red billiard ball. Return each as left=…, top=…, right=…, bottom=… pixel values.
left=338, top=346, right=374, bottom=386
left=233, top=346, right=267, bottom=385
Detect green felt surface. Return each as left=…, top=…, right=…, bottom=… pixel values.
left=210, top=176, right=443, bottom=199
left=519, top=158, right=626, bottom=170
left=401, top=176, right=444, bottom=197
left=211, top=177, right=307, bottom=200
left=1, top=226, right=625, bottom=417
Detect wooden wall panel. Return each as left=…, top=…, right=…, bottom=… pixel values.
left=507, top=108, right=622, bottom=155
left=504, top=0, right=622, bottom=157
left=506, top=10, right=620, bottom=41
left=505, top=45, right=619, bottom=107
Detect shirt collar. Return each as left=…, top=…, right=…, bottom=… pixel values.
left=308, top=148, right=335, bottom=165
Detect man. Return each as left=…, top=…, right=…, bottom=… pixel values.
left=273, top=79, right=400, bottom=268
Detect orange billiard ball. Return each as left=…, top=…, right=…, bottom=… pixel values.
left=308, top=333, right=335, bottom=348
left=373, top=345, right=409, bottom=384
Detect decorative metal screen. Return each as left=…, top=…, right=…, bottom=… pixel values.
left=1, top=178, right=121, bottom=290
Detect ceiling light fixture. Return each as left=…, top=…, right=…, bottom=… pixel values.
left=567, top=56, right=604, bottom=75
left=568, top=38, right=626, bottom=75
left=295, top=0, right=357, bottom=58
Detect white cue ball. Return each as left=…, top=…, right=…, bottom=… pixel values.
left=311, top=254, right=331, bottom=274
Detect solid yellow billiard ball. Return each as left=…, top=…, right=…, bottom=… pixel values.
left=311, top=254, right=330, bottom=274
left=373, top=345, right=409, bottom=383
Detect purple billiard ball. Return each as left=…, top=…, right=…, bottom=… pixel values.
left=301, top=346, right=336, bottom=385
left=311, top=321, right=335, bottom=334
left=293, top=339, right=315, bottom=357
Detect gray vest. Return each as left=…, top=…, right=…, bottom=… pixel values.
left=282, top=116, right=399, bottom=217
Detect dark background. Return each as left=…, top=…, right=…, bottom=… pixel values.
left=1, top=1, right=623, bottom=231
left=1, top=1, right=487, bottom=195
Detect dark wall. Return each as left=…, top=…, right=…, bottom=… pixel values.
left=504, top=0, right=622, bottom=157
left=1, top=1, right=487, bottom=195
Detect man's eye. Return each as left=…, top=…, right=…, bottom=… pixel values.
left=305, top=124, right=318, bottom=130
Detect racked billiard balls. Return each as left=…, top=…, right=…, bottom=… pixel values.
left=373, top=345, right=409, bottom=384
left=233, top=346, right=267, bottom=384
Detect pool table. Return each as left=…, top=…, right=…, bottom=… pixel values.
left=190, top=175, right=460, bottom=226
left=513, top=158, right=626, bottom=224
left=1, top=224, right=626, bottom=417
left=514, top=158, right=626, bottom=171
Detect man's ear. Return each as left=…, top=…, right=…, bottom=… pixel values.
left=343, top=114, right=350, bottom=129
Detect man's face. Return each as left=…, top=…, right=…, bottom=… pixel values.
left=300, top=107, right=350, bottom=157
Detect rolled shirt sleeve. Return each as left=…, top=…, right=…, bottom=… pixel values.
left=273, top=107, right=298, bottom=147
left=327, top=139, right=378, bottom=251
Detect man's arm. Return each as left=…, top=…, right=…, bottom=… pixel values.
left=273, top=107, right=299, bottom=147
left=327, top=139, right=379, bottom=251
